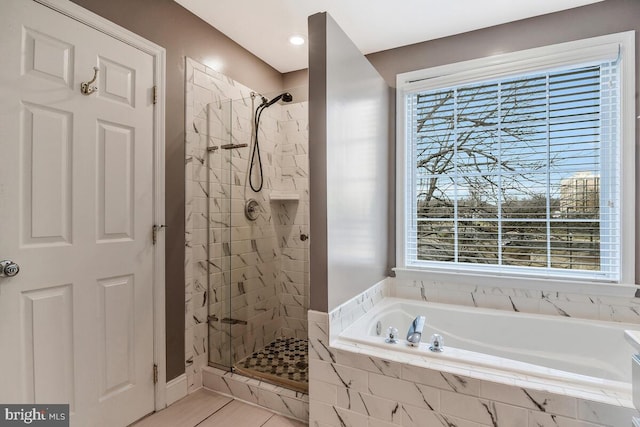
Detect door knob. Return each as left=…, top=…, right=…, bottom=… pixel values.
left=0, top=260, right=19, bottom=277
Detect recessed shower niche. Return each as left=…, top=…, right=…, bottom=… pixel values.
left=185, top=58, right=309, bottom=394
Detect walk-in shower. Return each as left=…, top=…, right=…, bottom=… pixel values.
left=186, top=64, right=309, bottom=394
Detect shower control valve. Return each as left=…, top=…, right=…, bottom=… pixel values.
left=244, top=199, right=260, bottom=221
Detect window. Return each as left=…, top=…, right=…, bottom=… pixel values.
left=397, top=33, right=635, bottom=283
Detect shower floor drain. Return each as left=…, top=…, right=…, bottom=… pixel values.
left=234, top=337, right=308, bottom=393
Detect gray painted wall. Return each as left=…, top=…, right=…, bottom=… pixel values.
left=308, top=13, right=329, bottom=312
left=309, top=13, right=390, bottom=311
left=283, top=69, right=309, bottom=93
left=367, top=0, right=640, bottom=90
left=69, top=0, right=284, bottom=381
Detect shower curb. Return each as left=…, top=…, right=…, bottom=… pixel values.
left=202, top=366, right=309, bottom=422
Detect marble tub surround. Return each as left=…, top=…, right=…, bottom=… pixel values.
left=306, top=274, right=640, bottom=426
left=336, top=298, right=636, bottom=403
left=311, top=307, right=638, bottom=427
left=327, top=277, right=389, bottom=342
left=185, top=57, right=309, bottom=391
left=203, top=366, right=309, bottom=422
left=392, top=270, right=640, bottom=324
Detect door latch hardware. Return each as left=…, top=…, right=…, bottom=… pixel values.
left=80, top=66, right=99, bottom=95
left=0, top=260, right=20, bottom=278
left=152, top=224, right=167, bottom=245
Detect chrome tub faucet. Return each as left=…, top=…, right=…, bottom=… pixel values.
left=407, top=316, right=426, bottom=347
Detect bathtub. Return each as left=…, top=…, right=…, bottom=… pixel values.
left=336, top=297, right=640, bottom=399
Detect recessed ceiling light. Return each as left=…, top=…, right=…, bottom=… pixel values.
left=289, top=35, right=305, bottom=46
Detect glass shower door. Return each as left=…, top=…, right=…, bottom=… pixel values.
left=225, top=91, right=311, bottom=393
left=206, top=98, right=232, bottom=370
left=206, top=89, right=311, bottom=393
left=226, top=93, right=276, bottom=366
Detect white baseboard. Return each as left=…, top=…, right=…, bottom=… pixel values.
left=165, top=374, right=188, bottom=406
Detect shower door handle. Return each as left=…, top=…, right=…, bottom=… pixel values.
left=0, top=260, right=20, bottom=277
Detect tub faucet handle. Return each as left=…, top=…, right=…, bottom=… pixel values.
left=407, top=316, right=426, bottom=347
left=385, top=326, right=399, bottom=344
left=429, top=334, right=444, bottom=352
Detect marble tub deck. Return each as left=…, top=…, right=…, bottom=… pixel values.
left=307, top=278, right=639, bottom=427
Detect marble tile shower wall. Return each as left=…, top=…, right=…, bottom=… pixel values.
left=185, top=57, right=309, bottom=392
left=276, top=103, right=310, bottom=340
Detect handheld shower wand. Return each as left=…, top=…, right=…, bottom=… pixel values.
left=250, top=92, right=293, bottom=192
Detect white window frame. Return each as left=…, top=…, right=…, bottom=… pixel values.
left=395, top=32, right=636, bottom=293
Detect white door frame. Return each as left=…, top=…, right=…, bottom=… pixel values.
left=32, top=0, right=168, bottom=411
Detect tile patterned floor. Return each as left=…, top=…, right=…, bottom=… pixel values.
left=234, top=338, right=308, bottom=393
left=131, top=389, right=307, bottom=427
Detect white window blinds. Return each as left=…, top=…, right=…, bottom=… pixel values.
left=405, top=59, right=621, bottom=280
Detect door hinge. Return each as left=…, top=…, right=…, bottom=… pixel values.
left=152, top=85, right=158, bottom=105
left=152, top=224, right=167, bottom=245
left=153, top=363, right=158, bottom=384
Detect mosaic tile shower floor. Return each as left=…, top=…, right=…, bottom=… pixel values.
left=234, top=337, right=308, bottom=393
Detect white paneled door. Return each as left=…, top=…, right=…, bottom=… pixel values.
left=0, top=0, right=157, bottom=425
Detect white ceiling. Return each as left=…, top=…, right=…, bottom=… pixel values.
left=174, top=0, right=603, bottom=73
